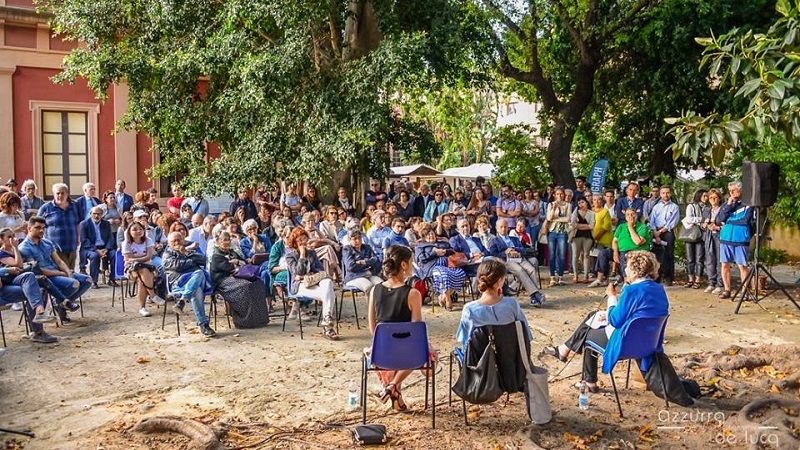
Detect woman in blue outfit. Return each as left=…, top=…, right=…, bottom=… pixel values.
left=240, top=219, right=273, bottom=304
left=415, top=224, right=465, bottom=311
left=542, top=251, right=669, bottom=392
left=456, top=259, right=530, bottom=354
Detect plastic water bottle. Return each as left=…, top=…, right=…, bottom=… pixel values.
left=578, top=384, right=589, bottom=411
left=347, top=380, right=358, bottom=409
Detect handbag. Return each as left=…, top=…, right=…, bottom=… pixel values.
left=567, top=222, right=578, bottom=243
left=301, top=271, right=328, bottom=288
left=537, top=220, right=549, bottom=244
left=678, top=204, right=703, bottom=243
left=251, top=253, right=269, bottom=265
left=451, top=325, right=505, bottom=404
left=351, top=424, right=388, bottom=445
left=234, top=264, right=260, bottom=281
left=516, top=321, right=552, bottom=424
left=447, top=252, right=470, bottom=268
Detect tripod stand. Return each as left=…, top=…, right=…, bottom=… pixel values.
left=733, top=207, right=800, bottom=314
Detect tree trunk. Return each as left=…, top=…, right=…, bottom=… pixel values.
left=649, top=139, right=677, bottom=178
left=547, top=120, right=578, bottom=189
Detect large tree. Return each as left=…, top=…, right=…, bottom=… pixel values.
left=481, top=0, right=662, bottom=188
left=42, top=0, right=491, bottom=204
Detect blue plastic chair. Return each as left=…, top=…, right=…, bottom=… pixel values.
left=585, top=315, right=670, bottom=418
left=110, top=249, right=131, bottom=312
left=360, top=321, right=436, bottom=428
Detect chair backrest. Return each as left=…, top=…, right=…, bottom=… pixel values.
left=114, top=249, right=126, bottom=279
left=371, top=321, right=430, bottom=371
left=465, top=321, right=529, bottom=394
left=617, top=316, right=669, bottom=360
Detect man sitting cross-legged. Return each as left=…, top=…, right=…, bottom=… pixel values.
left=19, top=217, right=92, bottom=323
left=162, top=231, right=216, bottom=337
left=487, top=218, right=546, bottom=307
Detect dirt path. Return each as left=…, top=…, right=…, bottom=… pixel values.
left=1, top=274, right=799, bottom=449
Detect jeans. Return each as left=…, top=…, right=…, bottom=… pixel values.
left=704, top=232, right=722, bottom=287
left=10, top=272, right=47, bottom=310
left=0, top=285, right=43, bottom=334
left=48, top=272, right=91, bottom=302
left=685, top=241, right=705, bottom=278
left=547, top=232, right=568, bottom=276
left=182, top=270, right=209, bottom=326
left=594, top=246, right=612, bottom=277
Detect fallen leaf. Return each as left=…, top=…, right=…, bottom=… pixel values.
left=771, top=385, right=781, bottom=393
left=136, top=357, right=150, bottom=364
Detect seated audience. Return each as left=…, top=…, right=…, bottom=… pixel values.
left=79, top=206, right=117, bottom=288
left=415, top=225, right=465, bottom=311
left=163, top=231, right=216, bottom=337
left=210, top=230, right=269, bottom=328
left=382, top=218, right=410, bottom=250
left=122, top=221, right=166, bottom=317
left=267, top=219, right=292, bottom=300
left=488, top=219, right=545, bottom=306
left=449, top=218, right=488, bottom=278
left=342, top=229, right=383, bottom=293
left=301, top=212, right=341, bottom=281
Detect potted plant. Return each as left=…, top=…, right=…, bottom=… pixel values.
left=756, top=247, right=788, bottom=292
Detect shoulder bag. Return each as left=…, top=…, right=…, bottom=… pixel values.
left=537, top=220, right=550, bottom=244
left=678, top=204, right=703, bottom=243
left=515, top=321, right=552, bottom=424
left=451, top=325, right=505, bottom=404
left=234, top=264, right=260, bottom=281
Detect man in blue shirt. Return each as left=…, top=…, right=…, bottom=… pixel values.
left=649, top=185, right=680, bottom=285
left=19, top=217, right=92, bottom=322
left=114, top=179, right=134, bottom=213
left=79, top=206, right=116, bottom=288
left=496, top=185, right=522, bottom=228
left=37, top=183, right=81, bottom=270
left=614, top=182, right=644, bottom=225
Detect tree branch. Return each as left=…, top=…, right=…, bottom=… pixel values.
left=604, top=0, right=659, bottom=39
left=482, top=0, right=525, bottom=41
left=549, top=0, right=589, bottom=61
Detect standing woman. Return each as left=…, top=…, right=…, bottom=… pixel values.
left=466, top=188, right=493, bottom=217
left=683, top=189, right=708, bottom=289
left=122, top=221, right=166, bottom=317
left=368, top=245, right=427, bottom=411
left=570, top=197, right=595, bottom=283
left=520, top=188, right=541, bottom=242
left=100, top=190, right=122, bottom=233
left=588, top=194, right=613, bottom=287
left=702, top=189, right=723, bottom=294
left=546, top=188, right=571, bottom=286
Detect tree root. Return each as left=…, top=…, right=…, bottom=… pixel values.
left=133, top=416, right=224, bottom=450
left=724, top=398, right=800, bottom=450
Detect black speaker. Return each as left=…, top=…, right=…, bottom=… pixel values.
left=742, top=162, right=779, bottom=207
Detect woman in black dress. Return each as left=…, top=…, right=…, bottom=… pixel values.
left=210, top=231, right=269, bottom=328
left=367, top=245, right=424, bottom=411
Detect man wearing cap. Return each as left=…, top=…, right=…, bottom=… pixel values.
left=79, top=206, right=116, bottom=288
left=5, top=178, right=19, bottom=194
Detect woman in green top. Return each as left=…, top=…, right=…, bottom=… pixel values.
left=267, top=218, right=293, bottom=306
left=612, top=208, right=651, bottom=282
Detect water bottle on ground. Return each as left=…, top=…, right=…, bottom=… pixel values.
left=347, top=380, right=358, bottom=409
left=578, top=384, right=589, bottom=411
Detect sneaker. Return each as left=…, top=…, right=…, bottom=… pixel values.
left=587, top=279, right=604, bottom=288
left=31, top=332, right=58, bottom=344
left=91, top=283, right=99, bottom=289
left=59, top=316, right=73, bottom=325
left=11, top=302, right=22, bottom=311
left=712, top=287, right=723, bottom=295
left=0, top=348, right=5, bottom=358
left=530, top=291, right=545, bottom=307
left=549, top=277, right=557, bottom=288
left=287, top=309, right=299, bottom=320
left=200, top=324, right=216, bottom=337
left=151, top=295, right=166, bottom=306
left=704, top=286, right=715, bottom=293
left=320, top=314, right=334, bottom=327
left=32, top=311, right=56, bottom=324
left=139, top=307, right=152, bottom=317
left=172, top=300, right=185, bottom=314
left=62, top=300, right=80, bottom=312
left=108, top=279, right=119, bottom=287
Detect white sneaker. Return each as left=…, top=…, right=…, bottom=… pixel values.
left=711, top=287, right=723, bottom=295
left=11, top=302, right=22, bottom=311
left=557, top=277, right=565, bottom=286
left=587, top=279, right=604, bottom=288
left=146, top=296, right=154, bottom=305
left=151, top=295, right=166, bottom=306
left=139, top=307, right=152, bottom=317
left=704, top=286, right=715, bottom=293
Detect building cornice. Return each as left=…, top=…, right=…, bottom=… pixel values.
left=0, top=5, right=51, bottom=26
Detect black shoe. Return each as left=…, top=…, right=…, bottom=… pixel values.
left=60, top=316, right=73, bottom=324
left=31, top=332, right=58, bottom=344
left=108, top=279, right=119, bottom=287
left=91, top=283, right=99, bottom=289
left=172, top=300, right=185, bottom=314
left=78, top=268, right=87, bottom=275
left=200, top=324, right=216, bottom=337
left=63, top=300, right=80, bottom=312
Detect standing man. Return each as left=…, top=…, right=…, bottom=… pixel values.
left=649, top=185, right=680, bottom=285
left=642, top=184, right=660, bottom=224
left=413, top=184, right=432, bottom=218
left=717, top=181, right=753, bottom=299
left=5, top=178, right=19, bottom=194
left=79, top=206, right=116, bottom=288
left=229, top=188, right=258, bottom=221
left=574, top=176, right=587, bottom=204
left=496, top=185, right=522, bottom=228
left=614, top=182, right=644, bottom=225
left=75, top=182, right=101, bottom=222
left=114, top=179, right=134, bottom=213
left=365, top=179, right=387, bottom=206
left=37, top=183, right=81, bottom=270
left=20, top=216, right=92, bottom=323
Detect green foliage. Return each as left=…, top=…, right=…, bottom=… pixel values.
left=491, top=125, right=549, bottom=190
left=41, top=0, right=491, bottom=195
left=757, top=247, right=789, bottom=268
left=667, top=0, right=800, bottom=164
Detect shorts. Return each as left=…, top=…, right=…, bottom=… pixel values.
left=720, top=244, right=748, bottom=266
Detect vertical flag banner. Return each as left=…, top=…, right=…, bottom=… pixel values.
left=589, top=159, right=608, bottom=194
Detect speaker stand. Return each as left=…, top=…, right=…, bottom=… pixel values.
left=732, top=208, right=800, bottom=314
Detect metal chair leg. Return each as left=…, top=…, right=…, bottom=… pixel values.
left=431, top=360, right=436, bottom=429
left=0, top=310, right=7, bottom=347
left=352, top=291, right=360, bottom=330
left=625, top=360, right=632, bottom=389
left=610, top=367, right=623, bottom=418
left=361, top=355, right=368, bottom=424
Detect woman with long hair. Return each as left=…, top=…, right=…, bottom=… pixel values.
left=301, top=212, right=342, bottom=281
left=570, top=197, right=595, bottom=283
left=702, top=189, right=724, bottom=294
left=466, top=188, right=493, bottom=217
left=122, top=221, right=166, bottom=317
left=395, top=190, right=414, bottom=221
left=0, top=192, right=27, bottom=240
left=684, top=189, right=708, bottom=289
left=546, top=188, right=571, bottom=286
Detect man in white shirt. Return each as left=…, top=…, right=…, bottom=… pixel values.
left=188, top=215, right=216, bottom=255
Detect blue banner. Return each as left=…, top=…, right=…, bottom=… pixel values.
left=589, top=159, right=608, bottom=194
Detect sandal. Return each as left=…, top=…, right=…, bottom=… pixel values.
left=718, top=290, right=731, bottom=300
left=390, top=387, right=408, bottom=412
left=573, top=381, right=600, bottom=393
left=377, top=383, right=396, bottom=404
left=542, top=346, right=568, bottom=363
left=323, top=326, right=340, bottom=341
